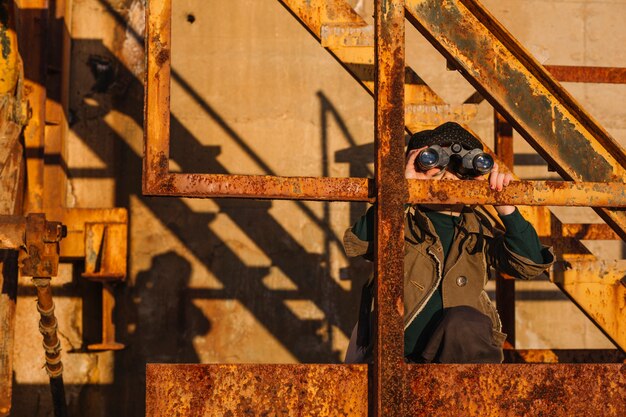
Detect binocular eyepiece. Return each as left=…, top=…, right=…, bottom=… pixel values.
left=415, top=143, right=494, bottom=178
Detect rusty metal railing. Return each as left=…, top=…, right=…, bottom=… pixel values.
left=142, top=0, right=626, bottom=415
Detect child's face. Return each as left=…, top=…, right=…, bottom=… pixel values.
left=426, top=168, right=487, bottom=181
left=429, top=168, right=460, bottom=181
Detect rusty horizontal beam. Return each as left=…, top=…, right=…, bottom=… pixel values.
left=503, top=348, right=626, bottom=364
left=408, top=180, right=626, bottom=207
left=553, top=259, right=626, bottom=285
left=145, top=174, right=626, bottom=207
left=44, top=208, right=127, bottom=259
left=144, top=173, right=372, bottom=201
left=319, top=22, right=626, bottom=85
left=146, top=364, right=369, bottom=416
left=405, top=364, right=626, bottom=416
left=545, top=65, right=626, bottom=84
left=561, top=223, right=620, bottom=240
left=146, top=364, right=626, bottom=416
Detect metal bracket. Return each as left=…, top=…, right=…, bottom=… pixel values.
left=81, top=222, right=127, bottom=351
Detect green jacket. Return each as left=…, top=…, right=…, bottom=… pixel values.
left=343, top=205, right=554, bottom=361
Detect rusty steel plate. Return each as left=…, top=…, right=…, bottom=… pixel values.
left=146, top=364, right=626, bottom=416
left=146, top=364, right=368, bottom=416
left=405, top=364, right=626, bottom=416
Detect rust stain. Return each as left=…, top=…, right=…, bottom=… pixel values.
left=406, top=364, right=626, bottom=416
left=155, top=47, right=170, bottom=67
left=146, top=364, right=368, bottom=416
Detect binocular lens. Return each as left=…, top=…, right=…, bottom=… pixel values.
left=473, top=154, right=494, bottom=174
left=418, top=150, right=439, bottom=169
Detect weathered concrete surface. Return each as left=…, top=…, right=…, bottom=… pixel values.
left=7, top=0, right=626, bottom=416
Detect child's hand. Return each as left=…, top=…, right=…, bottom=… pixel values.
left=487, top=163, right=512, bottom=191
left=486, top=163, right=515, bottom=215
left=405, top=147, right=444, bottom=180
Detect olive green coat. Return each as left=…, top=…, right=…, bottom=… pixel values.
left=343, top=206, right=554, bottom=350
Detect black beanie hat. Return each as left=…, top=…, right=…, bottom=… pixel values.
left=406, top=122, right=483, bottom=155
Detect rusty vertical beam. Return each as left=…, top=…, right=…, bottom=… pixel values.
left=143, top=0, right=171, bottom=193
left=17, top=0, right=48, bottom=213
left=494, top=111, right=515, bottom=348
left=374, top=0, right=405, bottom=416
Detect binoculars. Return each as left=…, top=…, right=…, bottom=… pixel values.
left=415, top=143, right=494, bottom=178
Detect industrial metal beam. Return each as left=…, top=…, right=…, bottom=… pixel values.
left=146, top=364, right=369, bottom=416
left=146, top=173, right=372, bottom=201
left=407, top=180, right=626, bottom=207
left=373, top=1, right=405, bottom=416
left=404, top=0, right=626, bottom=240
left=1, top=3, right=26, bottom=415
left=404, top=364, right=626, bottom=416
left=560, top=223, right=620, bottom=240
left=545, top=65, right=626, bottom=84
left=145, top=363, right=626, bottom=416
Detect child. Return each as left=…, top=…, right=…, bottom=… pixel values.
left=343, top=122, right=554, bottom=364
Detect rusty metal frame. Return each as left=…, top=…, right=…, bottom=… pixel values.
left=142, top=0, right=626, bottom=208
left=142, top=0, right=626, bottom=415
left=404, top=0, right=626, bottom=238
left=373, top=0, right=405, bottom=415
left=143, top=0, right=370, bottom=201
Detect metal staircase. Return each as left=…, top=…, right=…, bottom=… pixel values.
left=277, top=0, right=626, bottom=353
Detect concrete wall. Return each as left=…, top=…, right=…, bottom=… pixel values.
left=10, top=0, right=626, bottom=415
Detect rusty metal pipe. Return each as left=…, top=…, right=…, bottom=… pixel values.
left=408, top=180, right=626, bottom=207
left=146, top=173, right=372, bottom=201
left=32, top=276, right=67, bottom=417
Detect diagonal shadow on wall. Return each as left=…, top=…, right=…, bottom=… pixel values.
left=23, top=31, right=367, bottom=414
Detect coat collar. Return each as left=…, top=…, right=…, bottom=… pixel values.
left=405, top=205, right=495, bottom=242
